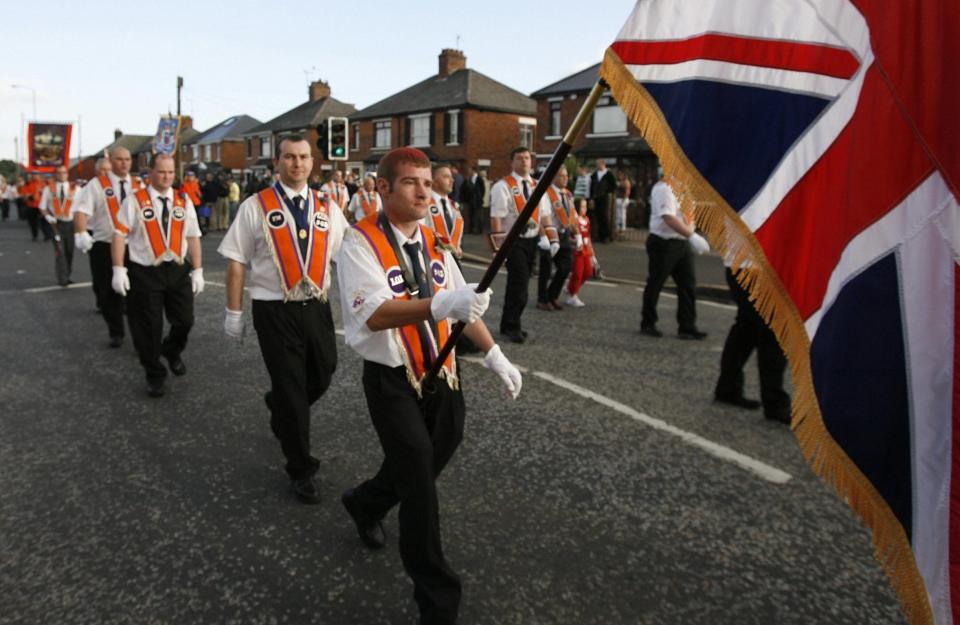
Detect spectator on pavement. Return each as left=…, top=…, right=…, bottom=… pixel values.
left=615, top=169, right=632, bottom=235
left=227, top=175, right=241, bottom=224
left=565, top=198, right=593, bottom=308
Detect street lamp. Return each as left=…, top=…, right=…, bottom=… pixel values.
left=11, top=84, right=37, bottom=119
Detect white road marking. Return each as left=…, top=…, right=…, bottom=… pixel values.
left=21, top=281, right=92, bottom=293
left=635, top=287, right=735, bottom=310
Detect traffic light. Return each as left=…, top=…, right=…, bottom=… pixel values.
left=316, top=121, right=329, bottom=159
left=328, top=116, right=348, bottom=161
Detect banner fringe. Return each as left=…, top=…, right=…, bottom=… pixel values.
left=600, top=47, right=933, bottom=625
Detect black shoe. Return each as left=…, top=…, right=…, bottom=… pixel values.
left=165, top=355, right=187, bottom=376
left=765, top=411, right=792, bottom=425
left=501, top=331, right=525, bottom=344
left=677, top=328, right=708, bottom=340
left=521, top=330, right=529, bottom=339
left=109, top=335, right=123, bottom=348
left=291, top=477, right=322, bottom=505
left=639, top=325, right=663, bottom=338
left=715, top=394, right=761, bottom=410
left=264, top=392, right=280, bottom=438
left=147, top=380, right=165, bottom=398
left=535, top=302, right=553, bottom=312
left=341, top=489, right=386, bottom=550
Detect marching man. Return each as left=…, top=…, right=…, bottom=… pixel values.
left=425, top=164, right=464, bottom=260
left=345, top=173, right=381, bottom=223
left=39, top=165, right=78, bottom=284
left=336, top=147, right=522, bottom=625
left=73, top=146, right=144, bottom=347
left=111, top=154, right=203, bottom=398
left=320, top=169, right=349, bottom=210
left=218, top=134, right=349, bottom=504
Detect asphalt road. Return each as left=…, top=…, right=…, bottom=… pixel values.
left=0, top=218, right=905, bottom=625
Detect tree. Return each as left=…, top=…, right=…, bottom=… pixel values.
left=0, top=160, right=19, bottom=182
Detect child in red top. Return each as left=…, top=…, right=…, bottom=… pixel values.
left=565, top=198, right=593, bottom=307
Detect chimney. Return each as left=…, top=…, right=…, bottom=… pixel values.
left=114, top=129, right=123, bottom=140
left=180, top=115, right=193, bottom=130
left=309, top=80, right=331, bottom=102
left=438, top=49, right=466, bottom=78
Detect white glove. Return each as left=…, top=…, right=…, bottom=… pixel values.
left=190, top=268, right=205, bottom=295
left=111, top=266, right=129, bottom=296
left=430, top=283, right=491, bottom=323
left=537, top=234, right=550, bottom=251
left=44, top=214, right=57, bottom=224
left=75, top=231, right=93, bottom=253
left=689, top=232, right=710, bottom=255
left=549, top=241, right=560, bottom=257
left=482, top=344, right=522, bottom=400
left=224, top=308, right=244, bottom=338
left=575, top=233, right=584, bottom=250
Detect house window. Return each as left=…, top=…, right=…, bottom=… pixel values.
left=408, top=114, right=430, bottom=147
left=353, top=124, right=360, bottom=151
left=260, top=136, right=271, bottom=158
left=519, top=123, right=535, bottom=150
left=374, top=120, right=391, bottom=149
left=592, top=94, right=627, bottom=134
left=446, top=110, right=460, bottom=145
left=191, top=145, right=198, bottom=160
left=246, top=138, right=253, bottom=158
left=203, top=145, right=212, bottom=161
left=550, top=101, right=562, bottom=137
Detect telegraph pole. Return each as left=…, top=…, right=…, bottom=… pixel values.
left=176, top=76, right=184, bottom=179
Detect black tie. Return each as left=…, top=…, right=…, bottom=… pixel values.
left=119, top=180, right=126, bottom=203
left=59, top=185, right=65, bottom=205
left=441, top=198, right=453, bottom=232
left=522, top=179, right=530, bottom=200
left=292, top=196, right=307, bottom=257
left=159, top=197, right=169, bottom=233
left=402, top=241, right=430, bottom=298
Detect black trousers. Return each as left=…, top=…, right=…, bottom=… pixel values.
left=538, top=238, right=573, bottom=304
left=89, top=241, right=126, bottom=339
left=641, top=234, right=697, bottom=332
left=0, top=199, right=9, bottom=220
left=592, top=197, right=612, bottom=243
left=253, top=298, right=337, bottom=480
left=55, top=219, right=75, bottom=277
left=715, top=269, right=791, bottom=418
left=26, top=207, right=51, bottom=240
left=351, top=361, right=465, bottom=625
left=500, top=236, right=538, bottom=334
left=126, top=262, right=194, bottom=384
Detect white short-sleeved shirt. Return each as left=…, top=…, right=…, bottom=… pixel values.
left=39, top=182, right=78, bottom=221
left=648, top=180, right=686, bottom=240
left=117, top=186, right=201, bottom=267
left=336, top=220, right=466, bottom=367
left=73, top=172, right=138, bottom=242
left=489, top=172, right=552, bottom=238
left=218, top=182, right=349, bottom=301
left=347, top=190, right=382, bottom=222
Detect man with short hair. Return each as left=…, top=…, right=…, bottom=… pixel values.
left=321, top=169, right=348, bottom=210
left=538, top=165, right=577, bottom=310
left=345, top=174, right=381, bottom=223
left=337, top=146, right=521, bottom=625
left=219, top=134, right=349, bottom=504
left=39, top=165, right=78, bottom=283
left=110, top=154, right=204, bottom=397
left=22, top=173, right=48, bottom=242
left=590, top=159, right=617, bottom=243
left=95, top=157, right=112, bottom=178
left=489, top=146, right=556, bottom=343
left=74, top=146, right=143, bottom=347
left=425, top=165, right=464, bottom=259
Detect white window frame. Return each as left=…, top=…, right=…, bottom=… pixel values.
left=352, top=124, right=360, bottom=151
left=408, top=113, right=431, bottom=148
left=446, top=109, right=460, bottom=145
left=260, top=135, right=271, bottom=158
left=589, top=93, right=628, bottom=136
left=191, top=145, right=198, bottom=161
left=373, top=119, right=391, bottom=150
left=548, top=98, right=563, bottom=139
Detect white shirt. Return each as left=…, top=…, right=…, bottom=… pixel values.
left=422, top=191, right=462, bottom=231
left=648, top=180, right=687, bottom=240
left=337, top=220, right=466, bottom=367
left=347, top=189, right=382, bottom=221
left=489, top=171, right=552, bottom=238
left=39, top=182, right=77, bottom=221
left=73, top=171, right=136, bottom=242
left=218, top=182, right=349, bottom=301
left=320, top=181, right=348, bottom=209
left=117, top=186, right=201, bottom=267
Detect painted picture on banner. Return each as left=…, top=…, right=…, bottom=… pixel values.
left=153, top=116, right=181, bottom=155
left=27, top=122, right=72, bottom=172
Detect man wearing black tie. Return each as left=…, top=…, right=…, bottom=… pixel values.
left=111, top=154, right=204, bottom=397
left=489, top=146, right=554, bottom=343
left=589, top=158, right=617, bottom=243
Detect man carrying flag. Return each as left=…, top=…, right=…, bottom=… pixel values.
left=600, top=2, right=959, bottom=623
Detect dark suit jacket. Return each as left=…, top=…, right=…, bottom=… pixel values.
left=590, top=170, right=617, bottom=206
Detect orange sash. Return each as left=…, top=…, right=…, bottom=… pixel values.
left=98, top=175, right=142, bottom=235
left=427, top=195, right=464, bottom=251
left=51, top=183, right=74, bottom=219
left=359, top=191, right=378, bottom=217
left=322, top=182, right=347, bottom=208
left=133, top=188, right=188, bottom=264
left=502, top=175, right=539, bottom=233
left=257, top=186, right=332, bottom=301
left=353, top=214, right=457, bottom=394
left=545, top=186, right=575, bottom=229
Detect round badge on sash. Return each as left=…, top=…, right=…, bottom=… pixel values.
left=267, top=210, right=286, bottom=229
left=142, top=207, right=156, bottom=221
left=386, top=266, right=406, bottom=295
left=313, top=211, right=329, bottom=232
left=172, top=207, right=185, bottom=221
left=525, top=219, right=538, bottom=233
left=430, top=204, right=440, bottom=215
left=104, top=188, right=115, bottom=198
left=431, top=260, right=446, bottom=287
left=511, top=186, right=521, bottom=196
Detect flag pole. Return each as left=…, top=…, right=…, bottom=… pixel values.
left=423, top=78, right=608, bottom=390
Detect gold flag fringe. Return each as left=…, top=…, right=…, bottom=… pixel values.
left=600, top=47, right=933, bottom=625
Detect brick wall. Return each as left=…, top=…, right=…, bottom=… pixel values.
left=220, top=140, right=246, bottom=170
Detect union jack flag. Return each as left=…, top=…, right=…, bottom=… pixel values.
left=601, top=2, right=959, bottom=624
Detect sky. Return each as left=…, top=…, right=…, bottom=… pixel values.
left=1, top=0, right=635, bottom=164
